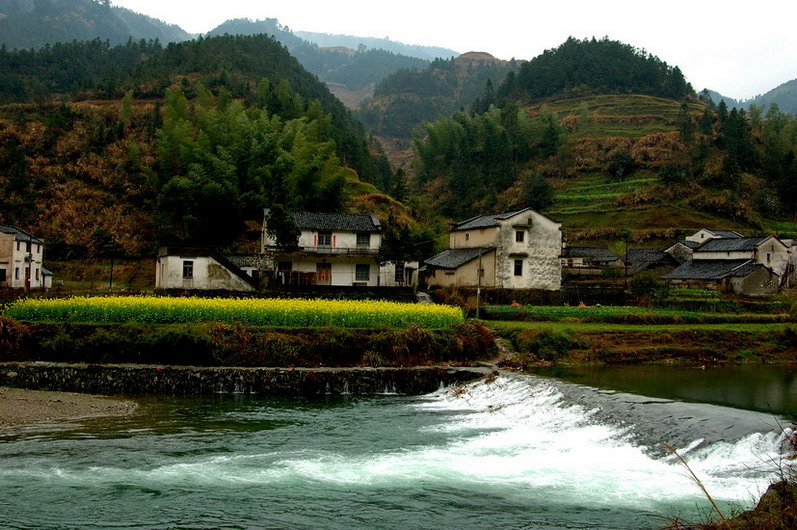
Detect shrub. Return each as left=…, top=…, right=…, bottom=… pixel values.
left=0, top=316, right=28, bottom=356
left=515, top=329, right=576, bottom=361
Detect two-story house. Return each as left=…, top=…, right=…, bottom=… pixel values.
left=423, top=208, right=562, bottom=291
left=262, top=210, right=416, bottom=287
left=0, top=224, right=51, bottom=290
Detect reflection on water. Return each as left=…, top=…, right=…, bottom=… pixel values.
left=532, top=364, right=797, bottom=420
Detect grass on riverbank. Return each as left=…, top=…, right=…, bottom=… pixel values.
left=486, top=319, right=797, bottom=367
left=0, top=319, right=497, bottom=368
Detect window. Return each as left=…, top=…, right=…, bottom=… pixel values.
left=356, top=233, right=371, bottom=247
left=465, top=233, right=470, bottom=241
left=318, top=231, right=332, bottom=246
left=514, top=259, right=523, bottom=276
left=182, top=260, right=194, bottom=279
left=355, top=264, right=370, bottom=281
left=515, top=231, right=525, bottom=243
left=0, top=269, right=6, bottom=282
left=16, top=241, right=20, bottom=251
left=15, top=267, right=20, bottom=280
left=35, top=268, right=39, bottom=281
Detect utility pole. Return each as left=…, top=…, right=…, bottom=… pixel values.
left=476, top=248, right=483, bottom=319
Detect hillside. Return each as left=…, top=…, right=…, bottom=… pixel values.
left=0, top=34, right=398, bottom=260
left=355, top=52, right=518, bottom=169
left=0, top=0, right=191, bottom=49
left=409, top=39, right=797, bottom=241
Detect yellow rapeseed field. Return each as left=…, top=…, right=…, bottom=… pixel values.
left=4, top=296, right=464, bottom=329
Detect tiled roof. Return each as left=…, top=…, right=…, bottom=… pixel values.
left=289, top=211, right=381, bottom=233
left=704, top=229, right=744, bottom=239
left=264, top=210, right=381, bottom=232
left=696, top=236, right=771, bottom=253
left=663, top=259, right=757, bottom=280
left=424, top=247, right=495, bottom=269
left=453, top=209, right=529, bottom=231
left=563, top=246, right=619, bottom=261
left=0, top=224, right=43, bottom=244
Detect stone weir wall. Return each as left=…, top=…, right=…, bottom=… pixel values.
left=0, top=362, right=495, bottom=396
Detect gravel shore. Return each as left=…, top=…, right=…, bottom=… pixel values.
left=0, top=386, right=138, bottom=427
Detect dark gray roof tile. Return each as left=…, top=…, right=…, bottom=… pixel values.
left=424, top=247, right=495, bottom=269
left=663, top=259, right=755, bottom=280
left=696, top=236, right=771, bottom=253
left=453, top=209, right=528, bottom=231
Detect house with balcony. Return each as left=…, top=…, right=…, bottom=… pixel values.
left=423, top=208, right=562, bottom=291
left=261, top=210, right=416, bottom=287
left=0, top=224, right=51, bottom=290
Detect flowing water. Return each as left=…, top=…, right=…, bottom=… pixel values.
left=1, top=371, right=794, bottom=529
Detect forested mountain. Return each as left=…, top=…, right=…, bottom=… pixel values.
left=357, top=52, right=518, bottom=139
left=0, top=0, right=191, bottom=50
left=0, top=34, right=395, bottom=258
left=207, top=18, right=432, bottom=95
left=707, top=80, right=797, bottom=117
left=497, top=37, right=692, bottom=103
left=409, top=38, right=797, bottom=239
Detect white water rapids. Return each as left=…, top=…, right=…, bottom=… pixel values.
left=1, top=373, right=793, bottom=529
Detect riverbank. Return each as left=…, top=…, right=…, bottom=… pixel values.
left=0, top=386, right=137, bottom=428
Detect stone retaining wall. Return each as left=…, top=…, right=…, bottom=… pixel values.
left=0, top=362, right=494, bottom=396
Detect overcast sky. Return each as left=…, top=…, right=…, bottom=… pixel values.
left=113, top=0, right=796, bottom=101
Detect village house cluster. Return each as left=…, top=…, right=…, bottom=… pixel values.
left=4, top=211, right=793, bottom=297
left=153, top=208, right=797, bottom=298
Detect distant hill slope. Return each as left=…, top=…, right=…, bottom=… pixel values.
left=207, top=18, right=431, bottom=104
left=706, top=79, right=797, bottom=115
left=357, top=52, right=518, bottom=139
left=0, top=0, right=191, bottom=49
left=294, top=31, right=458, bottom=61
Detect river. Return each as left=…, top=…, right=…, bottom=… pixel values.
left=1, top=368, right=794, bottom=529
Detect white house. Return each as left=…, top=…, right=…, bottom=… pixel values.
left=0, top=225, right=50, bottom=290
left=423, top=208, right=562, bottom=291
left=685, top=228, right=744, bottom=245
left=261, top=210, right=417, bottom=288
left=155, top=246, right=256, bottom=292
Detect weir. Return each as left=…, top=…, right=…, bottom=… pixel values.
left=0, top=362, right=495, bottom=396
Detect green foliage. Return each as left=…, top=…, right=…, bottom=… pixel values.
left=266, top=204, right=301, bottom=250
left=413, top=106, right=565, bottom=217
left=498, top=37, right=693, bottom=102
left=606, top=151, right=637, bottom=181
left=523, top=172, right=554, bottom=211
left=514, top=329, right=577, bottom=361
left=154, top=83, right=351, bottom=245
left=629, top=272, right=670, bottom=304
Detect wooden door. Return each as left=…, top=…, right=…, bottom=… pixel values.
left=316, top=263, right=332, bottom=285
